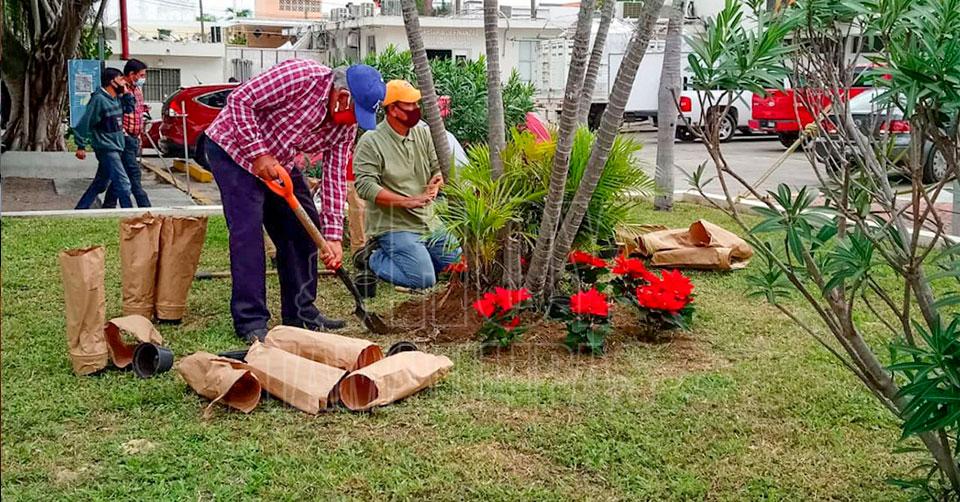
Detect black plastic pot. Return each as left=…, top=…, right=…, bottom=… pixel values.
left=217, top=349, right=249, bottom=362
left=547, top=295, right=570, bottom=320
left=597, top=238, right=619, bottom=259
left=387, top=340, right=418, bottom=357
left=355, top=272, right=377, bottom=299
left=132, top=343, right=175, bottom=378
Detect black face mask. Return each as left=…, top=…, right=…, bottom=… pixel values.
left=112, top=82, right=125, bottom=94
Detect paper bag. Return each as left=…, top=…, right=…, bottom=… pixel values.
left=104, top=315, right=164, bottom=369
left=59, top=246, right=109, bottom=375
left=264, top=325, right=383, bottom=371
left=178, top=352, right=261, bottom=415
left=339, top=351, right=453, bottom=412
left=244, top=341, right=347, bottom=414
left=120, top=213, right=162, bottom=317
left=156, top=215, right=208, bottom=321
left=637, top=220, right=753, bottom=270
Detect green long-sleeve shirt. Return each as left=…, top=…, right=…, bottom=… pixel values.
left=353, top=121, right=441, bottom=238
left=74, top=88, right=125, bottom=152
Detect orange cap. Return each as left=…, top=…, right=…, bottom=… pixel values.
left=383, top=80, right=422, bottom=106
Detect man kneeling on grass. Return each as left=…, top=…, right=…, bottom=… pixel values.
left=352, top=80, right=461, bottom=289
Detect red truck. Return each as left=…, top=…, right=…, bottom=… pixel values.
left=748, top=66, right=883, bottom=148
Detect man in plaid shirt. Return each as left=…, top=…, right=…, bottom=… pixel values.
left=104, top=59, right=152, bottom=208
left=205, top=60, right=385, bottom=343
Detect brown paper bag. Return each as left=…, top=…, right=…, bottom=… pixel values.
left=120, top=213, right=162, bottom=318
left=637, top=220, right=753, bottom=270
left=59, top=246, right=109, bottom=375
left=178, top=352, right=261, bottom=415
left=244, top=341, right=347, bottom=414
left=264, top=325, right=383, bottom=371
left=156, top=215, right=208, bottom=321
left=104, top=315, right=164, bottom=369
left=339, top=351, right=453, bottom=412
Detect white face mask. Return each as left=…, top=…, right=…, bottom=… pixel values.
left=135, top=78, right=146, bottom=88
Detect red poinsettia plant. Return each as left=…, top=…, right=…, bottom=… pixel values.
left=561, top=287, right=611, bottom=355
left=635, top=269, right=695, bottom=330
left=566, top=250, right=609, bottom=285
left=472, top=287, right=532, bottom=351
left=609, top=254, right=657, bottom=302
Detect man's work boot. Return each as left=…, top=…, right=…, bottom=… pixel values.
left=352, top=239, right=379, bottom=272
left=239, top=327, right=268, bottom=345
left=283, top=314, right=346, bottom=332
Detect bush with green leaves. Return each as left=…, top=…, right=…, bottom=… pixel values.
left=685, top=0, right=960, bottom=497
left=347, top=46, right=536, bottom=146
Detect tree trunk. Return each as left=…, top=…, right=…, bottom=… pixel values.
left=400, top=0, right=453, bottom=180
left=483, top=0, right=506, bottom=179
left=547, top=0, right=665, bottom=282
left=2, top=0, right=93, bottom=151
left=654, top=0, right=684, bottom=211
left=524, top=0, right=596, bottom=298
left=576, top=0, right=616, bottom=125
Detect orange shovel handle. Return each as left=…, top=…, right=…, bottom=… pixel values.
left=261, top=168, right=333, bottom=265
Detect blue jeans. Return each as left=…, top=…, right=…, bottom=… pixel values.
left=369, top=231, right=461, bottom=289
left=75, top=149, right=132, bottom=209
left=104, top=136, right=151, bottom=208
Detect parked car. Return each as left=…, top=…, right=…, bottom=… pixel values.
left=812, top=89, right=955, bottom=183
left=139, top=119, right=163, bottom=151
left=676, top=89, right=755, bottom=142
left=749, top=66, right=882, bottom=148
left=159, top=83, right=238, bottom=165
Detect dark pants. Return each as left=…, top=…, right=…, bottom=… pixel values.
left=104, top=136, right=151, bottom=208
left=75, top=149, right=132, bottom=209
left=207, top=140, right=325, bottom=334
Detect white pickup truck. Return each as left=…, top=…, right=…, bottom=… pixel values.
left=675, top=88, right=755, bottom=142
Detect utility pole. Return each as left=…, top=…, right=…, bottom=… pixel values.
left=199, top=0, right=207, bottom=42
left=530, top=0, right=536, bottom=19
left=119, top=0, right=130, bottom=59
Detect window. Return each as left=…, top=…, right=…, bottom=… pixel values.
left=426, top=49, right=452, bottom=60
left=279, top=0, right=322, bottom=13
left=143, top=68, right=181, bottom=102
left=195, top=89, right=233, bottom=109
left=367, top=35, right=376, bottom=56
left=517, top=40, right=538, bottom=83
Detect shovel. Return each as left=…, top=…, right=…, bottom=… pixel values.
left=262, top=168, right=391, bottom=334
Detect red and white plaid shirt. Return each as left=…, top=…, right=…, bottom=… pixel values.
left=122, top=82, right=146, bottom=136
left=206, top=59, right=356, bottom=240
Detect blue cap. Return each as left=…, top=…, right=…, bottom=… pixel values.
left=346, top=65, right=386, bottom=131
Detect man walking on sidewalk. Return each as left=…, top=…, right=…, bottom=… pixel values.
left=104, top=59, right=152, bottom=208
left=204, top=60, right=385, bottom=343
left=74, top=68, right=133, bottom=209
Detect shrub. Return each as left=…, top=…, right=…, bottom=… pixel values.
left=566, top=250, right=608, bottom=285
left=562, top=287, right=611, bottom=355
left=473, top=287, right=532, bottom=350
left=634, top=269, right=695, bottom=331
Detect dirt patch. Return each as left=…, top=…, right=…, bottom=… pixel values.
left=0, top=177, right=76, bottom=211
left=389, top=281, right=484, bottom=342
left=121, top=438, right=158, bottom=455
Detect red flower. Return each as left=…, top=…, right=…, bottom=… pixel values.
left=568, top=250, right=608, bottom=269
left=635, top=269, right=694, bottom=313
left=520, top=256, right=528, bottom=267
left=612, top=255, right=656, bottom=282
left=504, top=317, right=522, bottom=331
left=444, top=258, right=468, bottom=274
left=492, top=287, right=532, bottom=311
left=472, top=297, right=496, bottom=318
left=570, top=288, right=609, bottom=317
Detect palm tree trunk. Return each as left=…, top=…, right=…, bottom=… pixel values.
left=547, top=0, right=665, bottom=283
left=400, top=0, right=453, bottom=180
left=483, top=0, right=506, bottom=179
left=576, top=0, right=616, bottom=125
left=654, top=0, right=685, bottom=211
left=524, top=0, right=596, bottom=298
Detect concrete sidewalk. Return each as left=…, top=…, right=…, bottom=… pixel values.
left=0, top=151, right=194, bottom=212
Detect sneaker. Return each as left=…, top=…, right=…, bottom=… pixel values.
left=283, top=314, right=346, bottom=332
left=352, top=239, right=380, bottom=272
left=239, top=327, right=268, bottom=345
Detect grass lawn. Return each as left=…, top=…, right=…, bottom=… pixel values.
left=1, top=203, right=920, bottom=500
